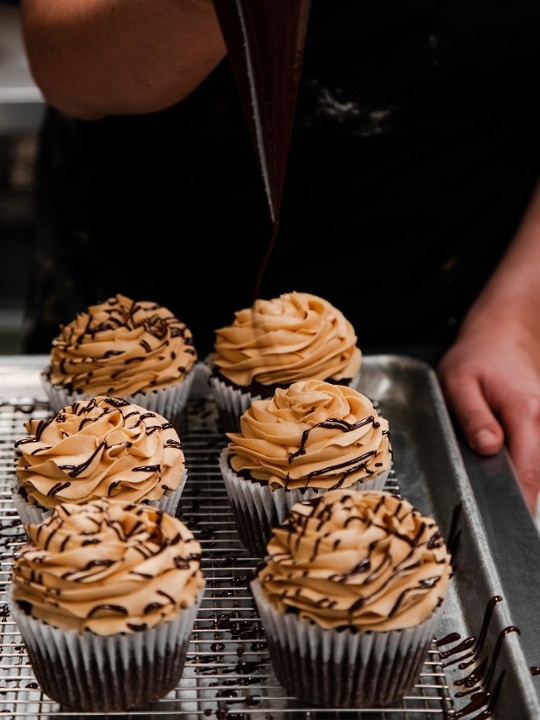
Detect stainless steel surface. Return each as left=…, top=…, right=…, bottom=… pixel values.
left=0, top=354, right=539, bottom=719
left=459, top=442, right=540, bottom=674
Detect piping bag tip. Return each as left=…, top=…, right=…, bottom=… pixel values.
left=213, top=0, right=312, bottom=224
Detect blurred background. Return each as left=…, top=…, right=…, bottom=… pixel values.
left=0, top=3, right=44, bottom=354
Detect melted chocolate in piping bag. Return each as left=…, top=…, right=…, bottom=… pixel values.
left=212, top=0, right=312, bottom=223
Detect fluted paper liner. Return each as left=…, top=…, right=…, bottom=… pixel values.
left=219, top=447, right=390, bottom=556
left=8, top=586, right=203, bottom=712
left=207, top=365, right=362, bottom=434
left=251, top=579, right=446, bottom=708
left=41, top=365, right=197, bottom=428
left=208, top=373, right=262, bottom=432
left=10, top=467, right=188, bottom=530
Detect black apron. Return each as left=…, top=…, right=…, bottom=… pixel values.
left=24, top=0, right=540, bottom=358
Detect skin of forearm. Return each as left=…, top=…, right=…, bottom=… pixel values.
left=459, top=177, right=540, bottom=336
left=438, top=178, right=540, bottom=517
left=20, top=0, right=227, bottom=119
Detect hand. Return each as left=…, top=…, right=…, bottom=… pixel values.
left=437, top=316, right=540, bottom=518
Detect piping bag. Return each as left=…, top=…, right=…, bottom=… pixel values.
left=212, top=0, right=312, bottom=293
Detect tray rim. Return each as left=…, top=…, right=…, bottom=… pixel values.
left=0, top=352, right=539, bottom=717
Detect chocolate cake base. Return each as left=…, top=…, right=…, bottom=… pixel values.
left=24, top=635, right=191, bottom=712
left=265, top=634, right=430, bottom=708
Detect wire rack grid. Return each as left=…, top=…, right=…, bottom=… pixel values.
left=0, top=391, right=456, bottom=720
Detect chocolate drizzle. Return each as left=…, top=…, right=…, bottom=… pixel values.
left=229, top=389, right=391, bottom=492
left=47, top=294, right=197, bottom=396
left=14, top=395, right=185, bottom=506
left=87, top=603, right=128, bottom=618
left=435, top=596, right=525, bottom=718
left=289, top=416, right=378, bottom=471
left=11, top=498, right=205, bottom=634
left=260, top=490, right=452, bottom=626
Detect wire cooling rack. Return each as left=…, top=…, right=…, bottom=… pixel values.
left=0, top=390, right=457, bottom=719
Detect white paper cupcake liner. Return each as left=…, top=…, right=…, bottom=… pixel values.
left=7, top=586, right=203, bottom=712
left=251, top=579, right=446, bottom=708
left=207, top=374, right=259, bottom=433
left=219, top=447, right=390, bottom=557
left=208, top=370, right=362, bottom=434
left=10, top=467, right=188, bottom=530
left=10, top=480, right=54, bottom=526
left=152, top=466, right=188, bottom=516
left=41, top=366, right=196, bottom=429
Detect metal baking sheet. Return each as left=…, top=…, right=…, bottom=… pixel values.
left=0, top=354, right=539, bottom=719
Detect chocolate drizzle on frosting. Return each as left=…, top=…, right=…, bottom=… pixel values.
left=47, top=294, right=197, bottom=396
left=14, top=396, right=186, bottom=509
left=227, top=379, right=392, bottom=491
left=256, top=489, right=452, bottom=631
left=10, top=498, right=206, bottom=634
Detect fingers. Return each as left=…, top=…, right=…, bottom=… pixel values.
left=437, top=365, right=505, bottom=456
left=438, top=355, right=540, bottom=516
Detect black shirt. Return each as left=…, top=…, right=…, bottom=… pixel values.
left=24, top=0, right=540, bottom=358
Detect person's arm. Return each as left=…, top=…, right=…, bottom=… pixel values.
left=19, top=0, right=227, bottom=119
left=437, top=178, right=540, bottom=517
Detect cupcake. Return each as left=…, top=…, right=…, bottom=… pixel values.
left=219, top=378, right=392, bottom=556
left=11, top=395, right=188, bottom=525
left=41, top=293, right=198, bottom=428
left=251, top=488, right=452, bottom=708
left=8, top=498, right=205, bottom=713
left=206, top=291, right=362, bottom=431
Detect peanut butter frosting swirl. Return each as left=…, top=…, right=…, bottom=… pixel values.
left=10, top=499, right=205, bottom=634
left=211, top=291, right=362, bottom=386
left=226, top=379, right=392, bottom=490
left=257, top=489, right=452, bottom=631
left=48, top=294, right=197, bottom=396
left=14, top=396, right=186, bottom=509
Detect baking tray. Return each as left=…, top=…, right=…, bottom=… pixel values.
left=0, top=354, right=538, bottom=720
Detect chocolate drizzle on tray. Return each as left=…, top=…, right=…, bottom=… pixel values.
left=2, top=395, right=538, bottom=716
left=435, top=596, right=525, bottom=719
